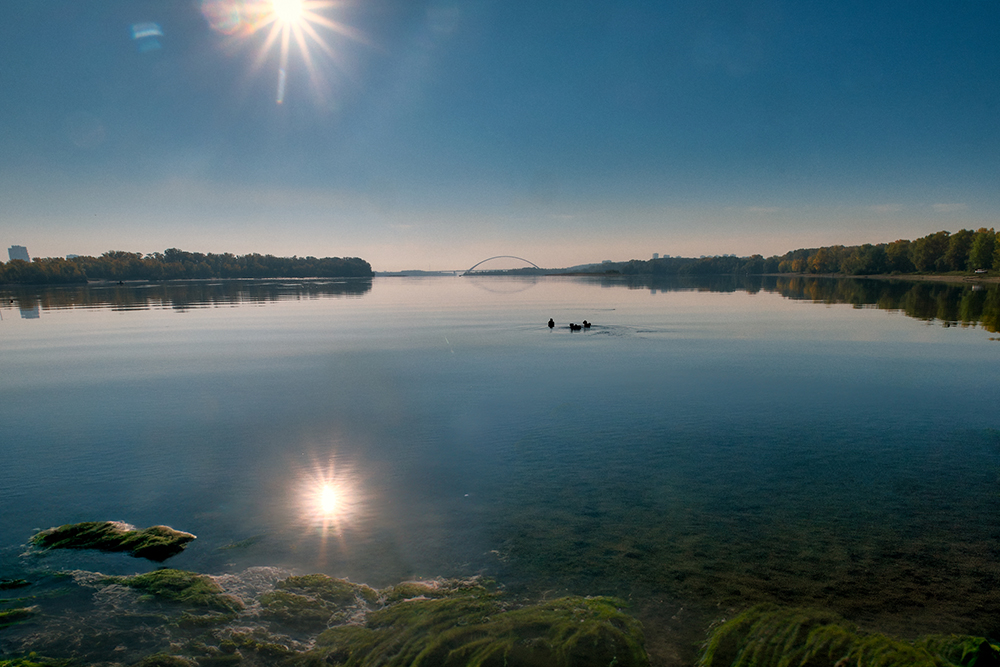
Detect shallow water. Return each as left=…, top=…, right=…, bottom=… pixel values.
left=2, top=275, right=999, bottom=664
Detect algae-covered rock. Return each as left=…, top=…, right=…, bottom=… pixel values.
left=276, top=573, right=379, bottom=605
left=299, top=593, right=649, bottom=667
left=106, top=568, right=243, bottom=613
left=0, top=579, right=30, bottom=590
left=260, top=590, right=342, bottom=632
left=132, top=654, right=196, bottom=667
left=31, top=521, right=195, bottom=561
left=261, top=573, right=378, bottom=633
left=382, top=581, right=450, bottom=603
left=699, top=604, right=1000, bottom=667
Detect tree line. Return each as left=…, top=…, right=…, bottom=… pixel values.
left=600, top=227, right=999, bottom=277
left=0, top=249, right=373, bottom=285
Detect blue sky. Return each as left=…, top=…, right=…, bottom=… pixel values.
left=2, top=0, right=998, bottom=270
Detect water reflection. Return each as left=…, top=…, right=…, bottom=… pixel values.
left=295, top=455, right=365, bottom=568
left=3, top=275, right=998, bottom=333
left=0, top=278, right=373, bottom=315
left=580, top=274, right=1000, bottom=332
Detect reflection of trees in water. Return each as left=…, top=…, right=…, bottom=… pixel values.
left=1, top=279, right=373, bottom=313
left=579, top=274, right=1000, bottom=332
left=4, top=276, right=997, bottom=332
left=767, top=277, right=1000, bottom=332
left=464, top=276, right=540, bottom=295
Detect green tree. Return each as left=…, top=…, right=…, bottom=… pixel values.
left=968, top=228, right=996, bottom=270
left=885, top=239, right=914, bottom=273
left=943, top=228, right=974, bottom=271
left=909, top=231, right=950, bottom=272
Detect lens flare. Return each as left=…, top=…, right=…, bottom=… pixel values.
left=272, top=0, right=304, bottom=24
left=201, top=0, right=366, bottom=105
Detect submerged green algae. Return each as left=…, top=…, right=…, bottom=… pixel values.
left=31, top=522, right=195, bottom=562
left=698, top=604, right=1000, bottom=667
left=297, top=592, right=648, bottom=667
left=2, top=548, right=648, bottom=667
left=0, top=607, right=37, bottom=630
left=0, top=580, right=30, bottom=591
left=0, top=656, right=71, bottom=667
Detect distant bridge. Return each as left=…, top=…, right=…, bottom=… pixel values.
left=464, top=255, right=542, bottom=274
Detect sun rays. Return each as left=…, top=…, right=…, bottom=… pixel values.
left=294, top=453, right=366, bottom=569
left=201, top=0, right=365, bottom=104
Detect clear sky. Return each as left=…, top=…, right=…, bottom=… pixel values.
left=2, top=1, right=998, bottom=271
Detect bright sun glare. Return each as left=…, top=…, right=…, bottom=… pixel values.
left=319, top=483, right=338, bottom=515
left=298, top=456, right=361, bottom=556
left=271, top=0, right=304, bottom=24
left=201, top=0, right=365, bottom=104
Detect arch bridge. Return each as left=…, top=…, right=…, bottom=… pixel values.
left=464, top=255, right=542, bottom=274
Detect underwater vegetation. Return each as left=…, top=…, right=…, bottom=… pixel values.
left=0, top=657, right=71, bottom=667
left=0, top=608, right=36, bottom=630
left=699, top=604, right=1000, bottom=667
left=30, top=522, right=195, bottom=562
left=0, top=581, right=30, bottom=591
left=295, top=590, right=648, bottom=667
left=0, top=566, right=648, bottom=667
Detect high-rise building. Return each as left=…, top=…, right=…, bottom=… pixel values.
left=8, top=245, right=30, bottom=262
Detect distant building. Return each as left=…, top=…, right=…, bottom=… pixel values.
left=602, top=260, right=612, bottom=264
left=8, top=245, right=29, bottom=262
left=66, top=254, right=80, bottom=259
left=652, top=253, right=659, bottom=260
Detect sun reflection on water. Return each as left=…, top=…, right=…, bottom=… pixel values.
left=297, top=456, right=363, bottom=564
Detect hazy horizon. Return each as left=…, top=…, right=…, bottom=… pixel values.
left=3, top=1, right=998, bottom=271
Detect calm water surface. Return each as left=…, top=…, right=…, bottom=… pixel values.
left=2, top=275, right=999, bottom=664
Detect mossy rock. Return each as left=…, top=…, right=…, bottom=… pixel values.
left=260, top=590, right=342, bottom=632
left=261, top=574, right=376, bottom=633
left=228, top=631, right=295, bottom=659
left=383, top=581, right=452, bottom=603
left=276, top=574, right=378, bottom=606
left=0, top=607, right=37, bottom=630
left=106, top=569, right=242, bottom=613
left=300, top=594, right=648, bottom=667
left=0, top=579, right=30, bottom=590
left=31, top=521, right=195, bottom=561
left=132, top=653, right=196, bottom=667
left=699, top=604, right=1000, bottom=667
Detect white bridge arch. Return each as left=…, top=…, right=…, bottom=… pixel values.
left=464, top=255, right=542, bottom=273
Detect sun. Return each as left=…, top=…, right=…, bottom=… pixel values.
left=318, top=483, right=339, bottom=515
left=201, top=0, right=365, bottom=104
left=271, top=0, right=305, bottom=25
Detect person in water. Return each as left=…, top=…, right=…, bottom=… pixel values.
left=548, top=318, right=555, bottom=328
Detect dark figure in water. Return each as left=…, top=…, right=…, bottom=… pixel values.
left=583, top=320, right=591, bottom=328
left=569, top=323, right=582, bottom=331
left=548, top=318, right=555, bottom=328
